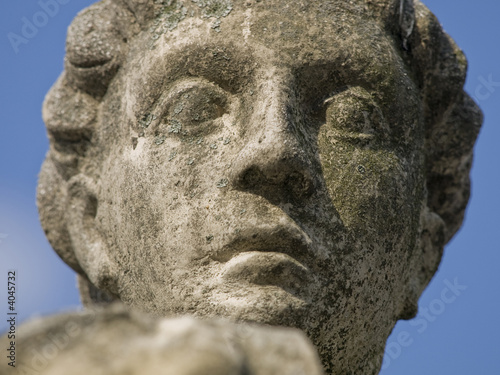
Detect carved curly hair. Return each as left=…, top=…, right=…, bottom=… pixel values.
left=38, top=0, right=482, bottom=281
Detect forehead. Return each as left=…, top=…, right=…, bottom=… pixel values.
left=124, top=4, right=406, bottom=114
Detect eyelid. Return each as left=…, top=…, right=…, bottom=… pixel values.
left=165, top=78, right=223, bottom=103
left=155, top=78, right=230, bottom=116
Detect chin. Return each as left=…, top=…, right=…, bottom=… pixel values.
left=197, top=284, right=312, bottom=328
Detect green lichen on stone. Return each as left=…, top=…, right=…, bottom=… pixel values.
left=150, top=0, right=188, bottom=41
left=154, top=135, right=166, bottom=145
left=168, top=119, right=182, bottom=134
left=139, top=113, right=156, bottom=128
left=168, top=151, right=177, bottom=161
left=216, top=178, right=228, bottom=188
left=174, top=103, right=184, bottom=114
left=211, top=19, right=222, bottom=32
left=193, top=0, right=233, bottom=19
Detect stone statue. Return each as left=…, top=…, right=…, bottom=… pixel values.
left=9, top=0, right=483, bottom=374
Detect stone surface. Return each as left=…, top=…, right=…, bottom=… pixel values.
left=1, top=304, right=324, bottom=375
left=34, top=0, right=481, bottom=373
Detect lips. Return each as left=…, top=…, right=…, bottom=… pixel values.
left=211, top=223, right=313, bottom=289
left=220, top=251, right=310, bottom=289
left=211, top=223, right=313, bottom=262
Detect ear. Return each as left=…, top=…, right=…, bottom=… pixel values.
left=66, top=174, right=119, bottom=298
left=398, top=207, right=446, bottom=320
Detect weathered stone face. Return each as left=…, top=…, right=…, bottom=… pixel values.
left=86, top=5, right=423, bottom=372
left=37, top=1, right=482, bottom=373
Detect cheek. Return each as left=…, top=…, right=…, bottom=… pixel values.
left=318, top=136, right=423, bottom=249
left=96, top=145, right=177, bottom=266
left=97, top=138, right=236, bottom=266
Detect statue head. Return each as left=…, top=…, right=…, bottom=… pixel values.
left=37, top=0, right=482, bottom=372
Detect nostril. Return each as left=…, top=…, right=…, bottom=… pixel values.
left=286, top=172, right=314, bottom=199
left=237, top=165, right=314, bottom=202
left=240, top=166, right=265, bottom=189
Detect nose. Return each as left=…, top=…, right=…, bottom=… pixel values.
left=229, top=81, right=316, bottom=204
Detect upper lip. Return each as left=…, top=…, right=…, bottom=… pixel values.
left=210, top=221, right=314, bottom=267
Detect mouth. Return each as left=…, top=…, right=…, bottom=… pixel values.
left=211, top=223, right=314, bottom=289
left=219, top=251, right=310, bottom=290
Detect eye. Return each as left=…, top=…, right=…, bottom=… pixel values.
left=323, top=86, right=388, bottom=139
left=159, top=80, right=229, bottom=136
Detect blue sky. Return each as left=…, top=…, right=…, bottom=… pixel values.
left=1, top=1, right=499, bottom=373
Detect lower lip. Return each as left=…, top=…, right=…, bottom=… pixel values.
left=219, top=251, right=310, bottom=289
